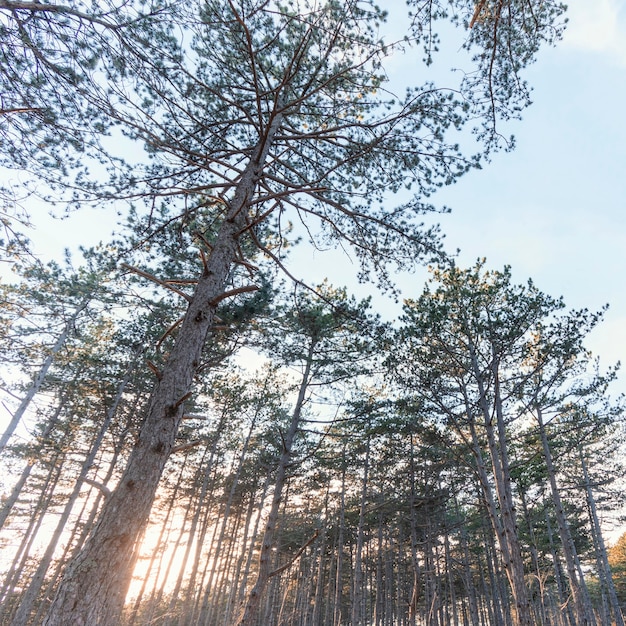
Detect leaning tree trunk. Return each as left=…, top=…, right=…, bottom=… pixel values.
left=235, top=343, right=315, bottom=626
left=42, top=110, right=284, bottom=626
left=536, top=406, right=596, bottom=626
left=0, top=395, right=67, bottom=531
left=0, top=299, right=89, bottom=453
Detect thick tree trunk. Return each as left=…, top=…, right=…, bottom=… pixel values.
left=42, top=111, right=283, bottom=626
left=35, top=428, right=129, bottom=626
left=41, top=274, right=219, bottom=623
left=11, top=358, right=136, bottom=625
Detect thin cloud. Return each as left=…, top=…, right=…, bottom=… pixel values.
left=563, top=0, right=626, bottom=64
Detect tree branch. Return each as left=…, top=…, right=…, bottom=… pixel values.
left=121, top=263, right=193, bottom=302
left=268, top=529, right=320, bottom=578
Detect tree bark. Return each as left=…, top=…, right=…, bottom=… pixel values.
left=42, top=109, right=284, bottom=626
left=11, top=356, right=137, bottom=625
left=235, top=342, right=315, bottom=626
left=536, top=406, right=596, bottom=626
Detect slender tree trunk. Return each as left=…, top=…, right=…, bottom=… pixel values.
left=444, top=520, right=459, bottom=626
left=478, top=494, right=508, bottom=626
left=232, top=472, right=270, bottom=622
left=164, top=409, right=238, bottom=625
left=518, top=486, right=550, bottom=626
left=333, top=446, right=347, bottom=626
left=235, top=342, right=315, bottom=626
left=0, top=389, right=72, bottom=530
left=457, top=503, right=480, bottom=626
left=0, top=448, right=66, bottom=620
left=408, top=436, right=422, bottom=626
left=222, top=490, right=259, bottom=626
left=579, top=447, right=625, bottom=626
left=470, top=348, right=531, bottom=626
left=177, top=406, right=259, bottom=626
left=544, top=510, right=575, bottom=626
left=140, top=454, right=192, bottom=626
left=179, top=418, right=230, bottom=624
left=0, top=300, right=88, bottom=453
left=373, top=512, right=384, bottom=626
left=350, top=434, right=371, bottom=626
left=42, top=112, right=284, bottom=626
left=536, top=406, right=596, bottom=626
left=311, top=496, right=328, bottom=626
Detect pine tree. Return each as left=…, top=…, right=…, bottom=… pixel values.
left=1, top=1, right=569, bottom=623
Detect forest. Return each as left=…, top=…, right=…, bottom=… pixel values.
left=0, top=1, right=625, bottom=625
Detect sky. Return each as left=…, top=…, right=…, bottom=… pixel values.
left=8, top=0, right=626, bottom=393
left=1, top=0, right=625, bottom=547
left=285, top=0, right=626, bottom=399
left=431, top=0, right=626, bottom=393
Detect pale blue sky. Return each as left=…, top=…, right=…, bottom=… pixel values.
left=15, top=0, right=626, bottom=395
left=292, top=0, right=626, bottom=395
left=432, top=0, right=626, bottom=392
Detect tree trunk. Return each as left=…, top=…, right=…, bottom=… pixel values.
left=11, top=357, right=136, bottom=626
left=545, top=510, right=576, bottom=626
left=333, top=445, right=347, bottom=626
left=536, top=406, right=596, bottom=626
left=0, top=387, right=72, bottom=530
left=471, top=348, right=531, bottom=626
left=0, top=300, right=88, bottom=453
left=235, top=342, right=314, bottom=626
left=579, top=447, right=625, bottom=626
left=350, top=434, right=371, bottom=626
left=163, top=409, right=236, bottom=625
left=42, top=110, right=284, bottom=626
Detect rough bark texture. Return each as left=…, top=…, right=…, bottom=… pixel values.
left=10, top=361, right=134, bottom=626
left=41, top=111, right=283, bottom=626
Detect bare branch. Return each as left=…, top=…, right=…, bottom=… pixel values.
left=269, top=529, right=320, bottom=578
left=121, top=263, right=193, bottom=302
